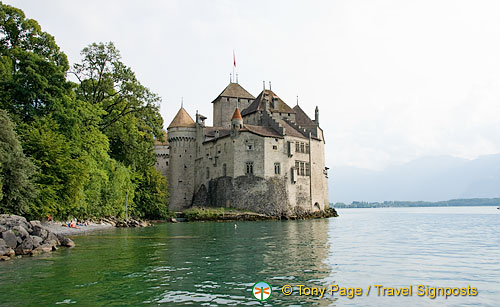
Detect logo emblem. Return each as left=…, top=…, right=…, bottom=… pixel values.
left=252, top=281, right=272, bottom=301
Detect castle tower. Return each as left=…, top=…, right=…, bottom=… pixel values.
left=167, top=107, right=196, bottom=210
left=211, top=82, right=255, bottom=128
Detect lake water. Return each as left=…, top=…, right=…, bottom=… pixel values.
left=0, top=206, right=499, bottom=306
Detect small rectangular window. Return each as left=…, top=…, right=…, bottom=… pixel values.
left=223, top=164, right=227, bottom=176
left=274, top=163, right=281, bottom=175
left=300, top=143, right=305, bottom=153
left=273, top=145, right=277, bottom=150
left=206, top=167, right=210, bottom=179
left=296, top=142, right=300, bottom=152
left=246, top=144, right=253, bottom=150
left=300, top=162, right=305, bottom=176
left=246, top=162, right=254, bottom=175
left=306, top=162, right=310, bottom=176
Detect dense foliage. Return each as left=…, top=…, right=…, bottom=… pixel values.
left=0, top=3, right=168, bottom=220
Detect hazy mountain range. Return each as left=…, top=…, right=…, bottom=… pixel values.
left=330, top=154, right=500, bottom=203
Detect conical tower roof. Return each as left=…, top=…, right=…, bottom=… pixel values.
left=231, top=107, right=242, bottom=120
left=168, top=107, right=195, bottom=129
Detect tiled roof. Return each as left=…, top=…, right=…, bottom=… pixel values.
left=168, top=107, right=195, bottom=129
left=241, top=89, right=295, bottom=116
left=211, top=82, right=255, bottom=103
left=241, top=124, right=283, bottom=138
left=279, top=120, right=308, bottom=139
left=293, top=105, right=317, bottom=127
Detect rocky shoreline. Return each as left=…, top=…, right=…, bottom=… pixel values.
left=177, top=207, right=339, bottom=222
left=0, top=214, right=75, bottom=261
left=1, top=209, right=337, bottom=260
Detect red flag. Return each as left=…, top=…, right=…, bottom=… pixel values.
left=233, top=50, right=236, bottom=67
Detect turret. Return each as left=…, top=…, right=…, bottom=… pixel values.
left=231, top=107, right=243, bottom=129
left=315, top=106, right=319, bottom=126
left=167, top=107, right=196, bottom=210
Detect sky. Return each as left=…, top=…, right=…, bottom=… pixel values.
left=5, top=0, right=500, bottom=171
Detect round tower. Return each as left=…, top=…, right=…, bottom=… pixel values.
left=167, top=107, right=196, bottom=210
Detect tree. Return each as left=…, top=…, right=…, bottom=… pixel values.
left=0, top=3, right=69, bottom=122
left=72, top=42, right=163, bottom=134
left=73, top=42, right=168, bottom=218
left=0, top=3, right=168, bottom=219
left=0, top=109, right=37, bottom=215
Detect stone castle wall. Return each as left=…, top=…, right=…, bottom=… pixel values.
left=193, top=175, right=291, bottom=216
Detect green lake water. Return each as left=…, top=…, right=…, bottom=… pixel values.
left=0, top=206, right=499, bottom=306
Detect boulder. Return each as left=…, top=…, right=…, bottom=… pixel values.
left=0, top=245, right=15, bottom=257
left=12, top=226, right=29, bottom=239
left=15, top=237, right=34, bottom=255
left=45, top=232, right=60, bottom=246
left=32, top=225, right=48, bottom=240
left=59, top=237, right=75, bottom=247
left=0, top=225, right=6, bottom=232
left=30, top=220, right=42, bottom=228
left=44, top=239, right=58, bottom=250
left=0, top=256, right=10, bottom=261
left=31, top=244, right=52, bottom=255
left=1, top=230, right=18, bottom=248
left=21, top=236, right=34, bottom=250
left=31, top=236, right=43, bottom=248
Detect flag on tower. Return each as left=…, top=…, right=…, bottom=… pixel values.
left=233, top=50, right=236, bottom=67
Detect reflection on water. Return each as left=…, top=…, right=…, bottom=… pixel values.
left=0, top=206, right=499, bottom=306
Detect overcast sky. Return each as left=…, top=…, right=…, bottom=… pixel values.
left=6, top=0, right=500, bottom=171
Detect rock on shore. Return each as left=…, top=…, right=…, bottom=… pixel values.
left=0, top=214, right=75, bottom=261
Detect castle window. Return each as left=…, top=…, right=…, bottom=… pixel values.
left=246, top=162, right=254, bottom=175
left=274, top=163, right=281, bottom=175
left=306, top=143, right=310, bottom=154
left=300, top=143, right=305, bottom=153
left=273, top=145, right=277, bottom=150
left=223, top=164, right=227, bottom=176
left=306, top=163, right=310, bottom=176
left=246, top=144, right=253, bottom=150
left=288, top=113, right=290, bottom=116
left=300, top=162, right=305, bottom=176
left=166, top=161, right=168, bottom=166
left=206, top=167, right=210, bottom=179
left=295, top=142, right=300, bottom=152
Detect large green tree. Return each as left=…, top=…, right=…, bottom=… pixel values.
left=73, top=42, right=168, bottom=218
left=0, top=109, right=37, bottom=215
left=0, top=3, right=168, bottom=219
left=0, top=3, right=69, bottom=123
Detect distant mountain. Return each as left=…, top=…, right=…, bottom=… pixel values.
left=330, top=154, right=500, bottom=203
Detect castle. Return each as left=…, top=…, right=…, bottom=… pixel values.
left=154, top=80, right=329, bottom=216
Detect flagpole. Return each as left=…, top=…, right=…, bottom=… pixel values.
left=233, top=50, right=235, bottom=83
